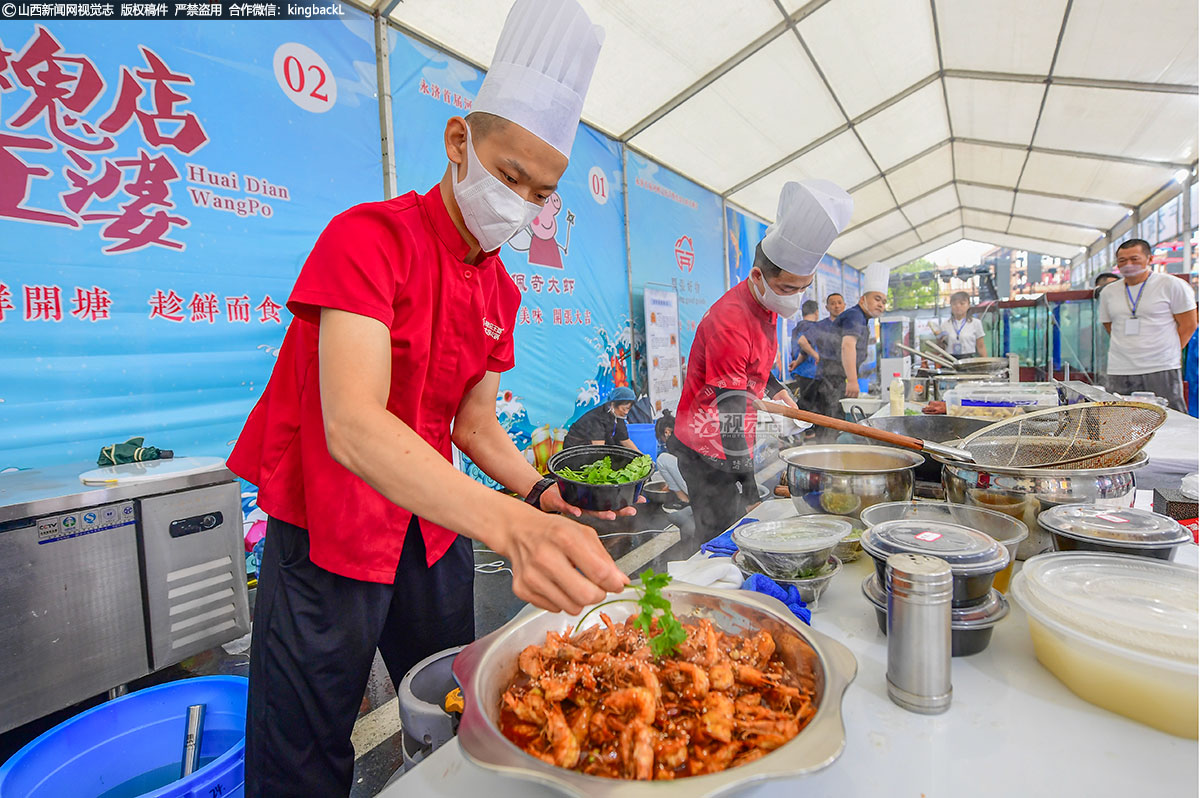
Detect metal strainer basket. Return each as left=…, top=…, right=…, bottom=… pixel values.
left=958, top=401, right=1167, bottom=469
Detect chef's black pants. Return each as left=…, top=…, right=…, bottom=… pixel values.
left=811, top=375, right=846, bottom=443
left=245, top=516, right=474, bottom=798
left=673, top=443, right=758, bottom=539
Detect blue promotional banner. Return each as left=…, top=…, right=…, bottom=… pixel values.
left=842, top=262, right=862, bottom=306
left=725, top=203, right=767, bottom=288
left=626, top=152, right=725, bottom=395
left=0, top=15, right=383, bottom=471
left=387, top=30, right=632, bottom=480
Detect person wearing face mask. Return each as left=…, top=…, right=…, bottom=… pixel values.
left=669, top=180, right=852, bottom=537
left=563, top=386, right=641, bottom=451
left=224, top=3, right=631, bottom=796
left=1097, top=238, right=1197, bottom=412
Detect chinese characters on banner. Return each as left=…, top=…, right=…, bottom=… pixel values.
left=626, top=152, right=726, bottom=406
left=0, top=27, right=209, bottom=253
left=0, top=16, right=384, bottom=470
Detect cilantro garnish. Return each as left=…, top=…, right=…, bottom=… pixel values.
left=573, top=568, right=686, bottom=659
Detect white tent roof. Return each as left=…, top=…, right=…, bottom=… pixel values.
left=371, top=0, right=1199, bottom=269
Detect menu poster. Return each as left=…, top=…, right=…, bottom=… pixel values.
left=643, top=283, right=683, bottom=418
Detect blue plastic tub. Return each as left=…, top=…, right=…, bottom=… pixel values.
left=0, top=676, right=247, bottom=798
left=625, top=423, right=658, bottom=462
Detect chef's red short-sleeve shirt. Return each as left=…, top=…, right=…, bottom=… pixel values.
left=227, top=185, right=521, bottom=582
left=674, top=280, right=777, bottom=461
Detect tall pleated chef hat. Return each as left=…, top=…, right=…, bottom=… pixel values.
left=760, top=179, right=853, bottom=276
left=473, top=0, right=604, bottom=158
left=862, top=261, right=891, bottom=296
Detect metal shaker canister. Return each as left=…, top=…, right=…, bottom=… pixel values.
left=886, top=552, right=953, bottom=714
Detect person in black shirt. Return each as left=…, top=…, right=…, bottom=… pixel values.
left=563, top=386, right=640, bottom=451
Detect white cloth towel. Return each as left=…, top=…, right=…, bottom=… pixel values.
left=667, top=551, right=745, bottom=589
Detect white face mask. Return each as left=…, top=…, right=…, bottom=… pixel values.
left=452, top=127, right=543, bottom=252
left=1118, top=261, right=1149, bottom=278
left=753, top=271, right=803, bottom=319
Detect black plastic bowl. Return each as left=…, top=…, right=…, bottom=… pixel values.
left=869, top=607, right=999, bottom=657
left=869, top=553, right=1002, bottom=608
left=547, top=445, right=650, bottom=512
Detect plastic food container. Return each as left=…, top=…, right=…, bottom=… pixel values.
left=547, top=445, right=651, bottom=512
left=1037, top=504, right=1191, bottom=561
left=860, top=502, right=1027, bottom=593
left=828, top=515, right=867, bottom=563
left=732, top=517, right=851, bottom=579
left=861, top=519, right=1009, bottom=607
left=944, top=383, right=1058, bottom=419
left=735, top=553, right=842, bottom=608
left=1011, top=552, right=1199, bottom=738
left=861, top=574, right=1009, bottom=656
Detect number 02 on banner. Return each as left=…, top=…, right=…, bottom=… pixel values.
left=274, top=43, right=337, bottom=113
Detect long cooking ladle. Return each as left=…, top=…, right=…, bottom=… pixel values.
left=755, top=400, right=975, bottom=463
left=896, top=342, right=959, bottom=371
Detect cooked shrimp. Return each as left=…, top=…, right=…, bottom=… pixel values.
left=502, top=688, right=546, bottom=724
left=708, top=661, right=734, bottom=691
left=518, top=645, right=545, bottom=678
left=545, top=704, right=580, bottom=769
left=540, top=663, right=582, bottom=702
left=663, top=661, right=710, bottom=699
left=699, top=692, right=734, bottom=743
left=654, top=734, right=688, bottom=770
left=616, top=719, right=657, bottom=780
left=604, top=687, right=656, bottom=725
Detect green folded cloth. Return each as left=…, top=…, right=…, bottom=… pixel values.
left=98, top=437, right=174, bottom=466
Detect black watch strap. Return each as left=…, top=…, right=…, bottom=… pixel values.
left=524, top=476, right=557, bottom=509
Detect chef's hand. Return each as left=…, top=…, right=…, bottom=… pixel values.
left=538, top=483, right=643, bottom=520
left=845, top=382, right=860, bottom=399
left=496, top=511, right=629, bottom=615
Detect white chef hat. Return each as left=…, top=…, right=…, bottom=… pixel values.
left=760, top=179, right=853, bottom=276
left=473, top=0, right=604, bottom=158
left=862, top=261, right=890, bottom=296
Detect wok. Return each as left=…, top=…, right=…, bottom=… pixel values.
left=854, top=415, right=991, bottom=482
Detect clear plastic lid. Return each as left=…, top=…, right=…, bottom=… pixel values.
left=732, top=517, right=851, bottom=554
left=860, top=574, right=1009, bottom=628
left=1012, top=552, right=1199, bottom=667
left=1037, top=504, right=1190, bottom=548
left=861, top=519, right=1009, bottom=575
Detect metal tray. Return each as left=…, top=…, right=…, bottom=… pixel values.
left=453, top=585, right=857, bottom=797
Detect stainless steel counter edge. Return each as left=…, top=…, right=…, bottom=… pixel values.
left=0, top=462, right=238, bottom=523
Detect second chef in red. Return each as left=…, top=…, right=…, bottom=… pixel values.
left=670, top=180, right=853, bottom=537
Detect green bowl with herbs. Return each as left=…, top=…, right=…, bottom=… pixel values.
left=547, top=445, right=653, bottom=512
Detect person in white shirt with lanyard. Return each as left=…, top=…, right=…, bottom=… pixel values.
left=1097, top=238, right=1197, bottom=412
left=928, top=291, right=986, bottom=357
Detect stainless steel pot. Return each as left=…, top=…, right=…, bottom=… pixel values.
left=782, top=445, right=922, bottom=520
left=936, top=451, right=1148, bottom=560
left=453, top=585, right=857, bottom=797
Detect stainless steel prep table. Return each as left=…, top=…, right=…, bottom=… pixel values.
left=0, top=458, right=250, bottom=733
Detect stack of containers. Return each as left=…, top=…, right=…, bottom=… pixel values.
left=859, top=519, right=1011, bottom=656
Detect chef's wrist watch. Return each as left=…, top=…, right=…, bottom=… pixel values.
left=525, top=477, right=557, bottom=510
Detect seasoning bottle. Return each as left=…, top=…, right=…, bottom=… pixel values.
left=886, top=552, right=953, bottom=714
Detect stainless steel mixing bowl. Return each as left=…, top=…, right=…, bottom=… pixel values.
left=453, top=585, right=857, bottom=797
left=936, top=450, right=1148, bottom=559
left=782, top=445, right=923, bottom=521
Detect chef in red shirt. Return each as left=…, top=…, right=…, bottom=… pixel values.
left=226, top=3, right=628, bottom=795
left=670, top=180, right=852, bottom=537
